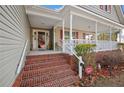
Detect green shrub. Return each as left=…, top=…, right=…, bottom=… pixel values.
left=74, top=44, right=96, bottom=68
left=74, top=44, right=96, bottom=56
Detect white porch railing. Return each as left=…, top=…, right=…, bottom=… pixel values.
left=111, top=41, right=118, bottom=50
left=60, top=39, right=118, bottom=52
left=63, top=39, right=96, bottom=53
left=96, top=40, right=118, bottom=51
left=57, top=40, right=84, bottom=79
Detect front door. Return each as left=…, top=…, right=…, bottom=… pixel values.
left=32, top=29, right=49, bottom=50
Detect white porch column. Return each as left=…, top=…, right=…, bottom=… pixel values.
left=119, top=30, right=122, bottom=43
left=95, top=21, right=98, bottom=51
left=70, top=14, right=73, bottom=40
left=53, top=26, right=56, bottom=51
left=109, top=26, right=112, bottom=50
left=70, top=14, right=73, bottom=53
left=62, top=19, right=65, bottom=52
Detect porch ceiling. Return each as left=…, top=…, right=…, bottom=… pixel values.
left=26, top=5, right=123, bottom=32
left=26, top=5, right=62, bottom=29
left=98, top=24, right=120, bottom=33
left=63, top=15, right=96, bottom=32
left=27, top=7, right=96, bottom=32
left=28, top=14, right=61, bottom=29
left=28, top=13, right=119, bottom=33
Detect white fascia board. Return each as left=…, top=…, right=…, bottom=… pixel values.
left=71, top=6, right=124, bottom=29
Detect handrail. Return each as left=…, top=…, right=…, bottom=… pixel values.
left=60, top=40, right=84, bottom=79
left=65, top=42, right=84, bottom=64
left=16, top=40, right=28, bottom=74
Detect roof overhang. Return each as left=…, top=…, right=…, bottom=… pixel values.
left=25, top=6, right=62, bottom=29
left=25, top=5, right=124, bottom=30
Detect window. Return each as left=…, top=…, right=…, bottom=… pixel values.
left=64, top=31, right=78, bottom=39
left=85, top=34, right=94, bottom=40
left=97, top=32, right=110, bottom=40
left=65, top=31, right=69, bottom=39
left=72, top=32, right=78, bottom=39
left=99, top=5, right=112, bottom=13
left=105, top=5, right=108, bottom=11
left=82, top=33, right=86, bottom=39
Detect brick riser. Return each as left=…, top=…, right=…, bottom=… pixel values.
left=26, top=54, right=68, bottom=64
left=24, top=59, right=68, bottom=71
left=26, top=57, right=66, bottom=65
left=13, top=53, right=79, bottom=87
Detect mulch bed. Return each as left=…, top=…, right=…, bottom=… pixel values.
left=77, top=50, right=124, bottom=87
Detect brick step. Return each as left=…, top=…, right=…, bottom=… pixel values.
left=26, top=57, right=67, bottom=65
left=37, top=76, right=79, bottom=87
left=26, top=54, right=67, bottom=62
left=24, top=60, right=68, bottom=71
left=22, top=64, right=71, bottom=80
left=26, top=53, right=65, bottom=59
left=20, top=70, right=76, bottom=87
left=13, top=53, right=79, bottom=87
left=25, top=58, right=67, bottom=67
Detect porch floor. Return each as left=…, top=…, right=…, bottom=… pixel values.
left=28, top=50, right=63, bottom=56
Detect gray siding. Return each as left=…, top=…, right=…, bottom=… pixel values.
left=79, top=5, right=120, bottom=23
left=0, top=5, right=30, bottom=87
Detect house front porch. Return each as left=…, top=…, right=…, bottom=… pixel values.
left=54, top=14, right=122, bottom=53
left=26, top=6, right=123, bottom=54
left=26, top=5, right=124, bottom=81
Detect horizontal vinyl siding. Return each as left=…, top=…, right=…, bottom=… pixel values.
left=79, top=5, right=120, bottom=23
left=0, top=5, right=30, bottom=87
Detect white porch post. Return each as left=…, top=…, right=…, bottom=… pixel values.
left=70, top=14, right=73, bottom=53
left=109, top=26, right=112, bottom=50
left=95, top=21, right=98, bottom=51
left=53, top=26, right=56, bottom=51
left=119, top=30, right=122, bottom=43
left=62, top=19, right=65, bottom=52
